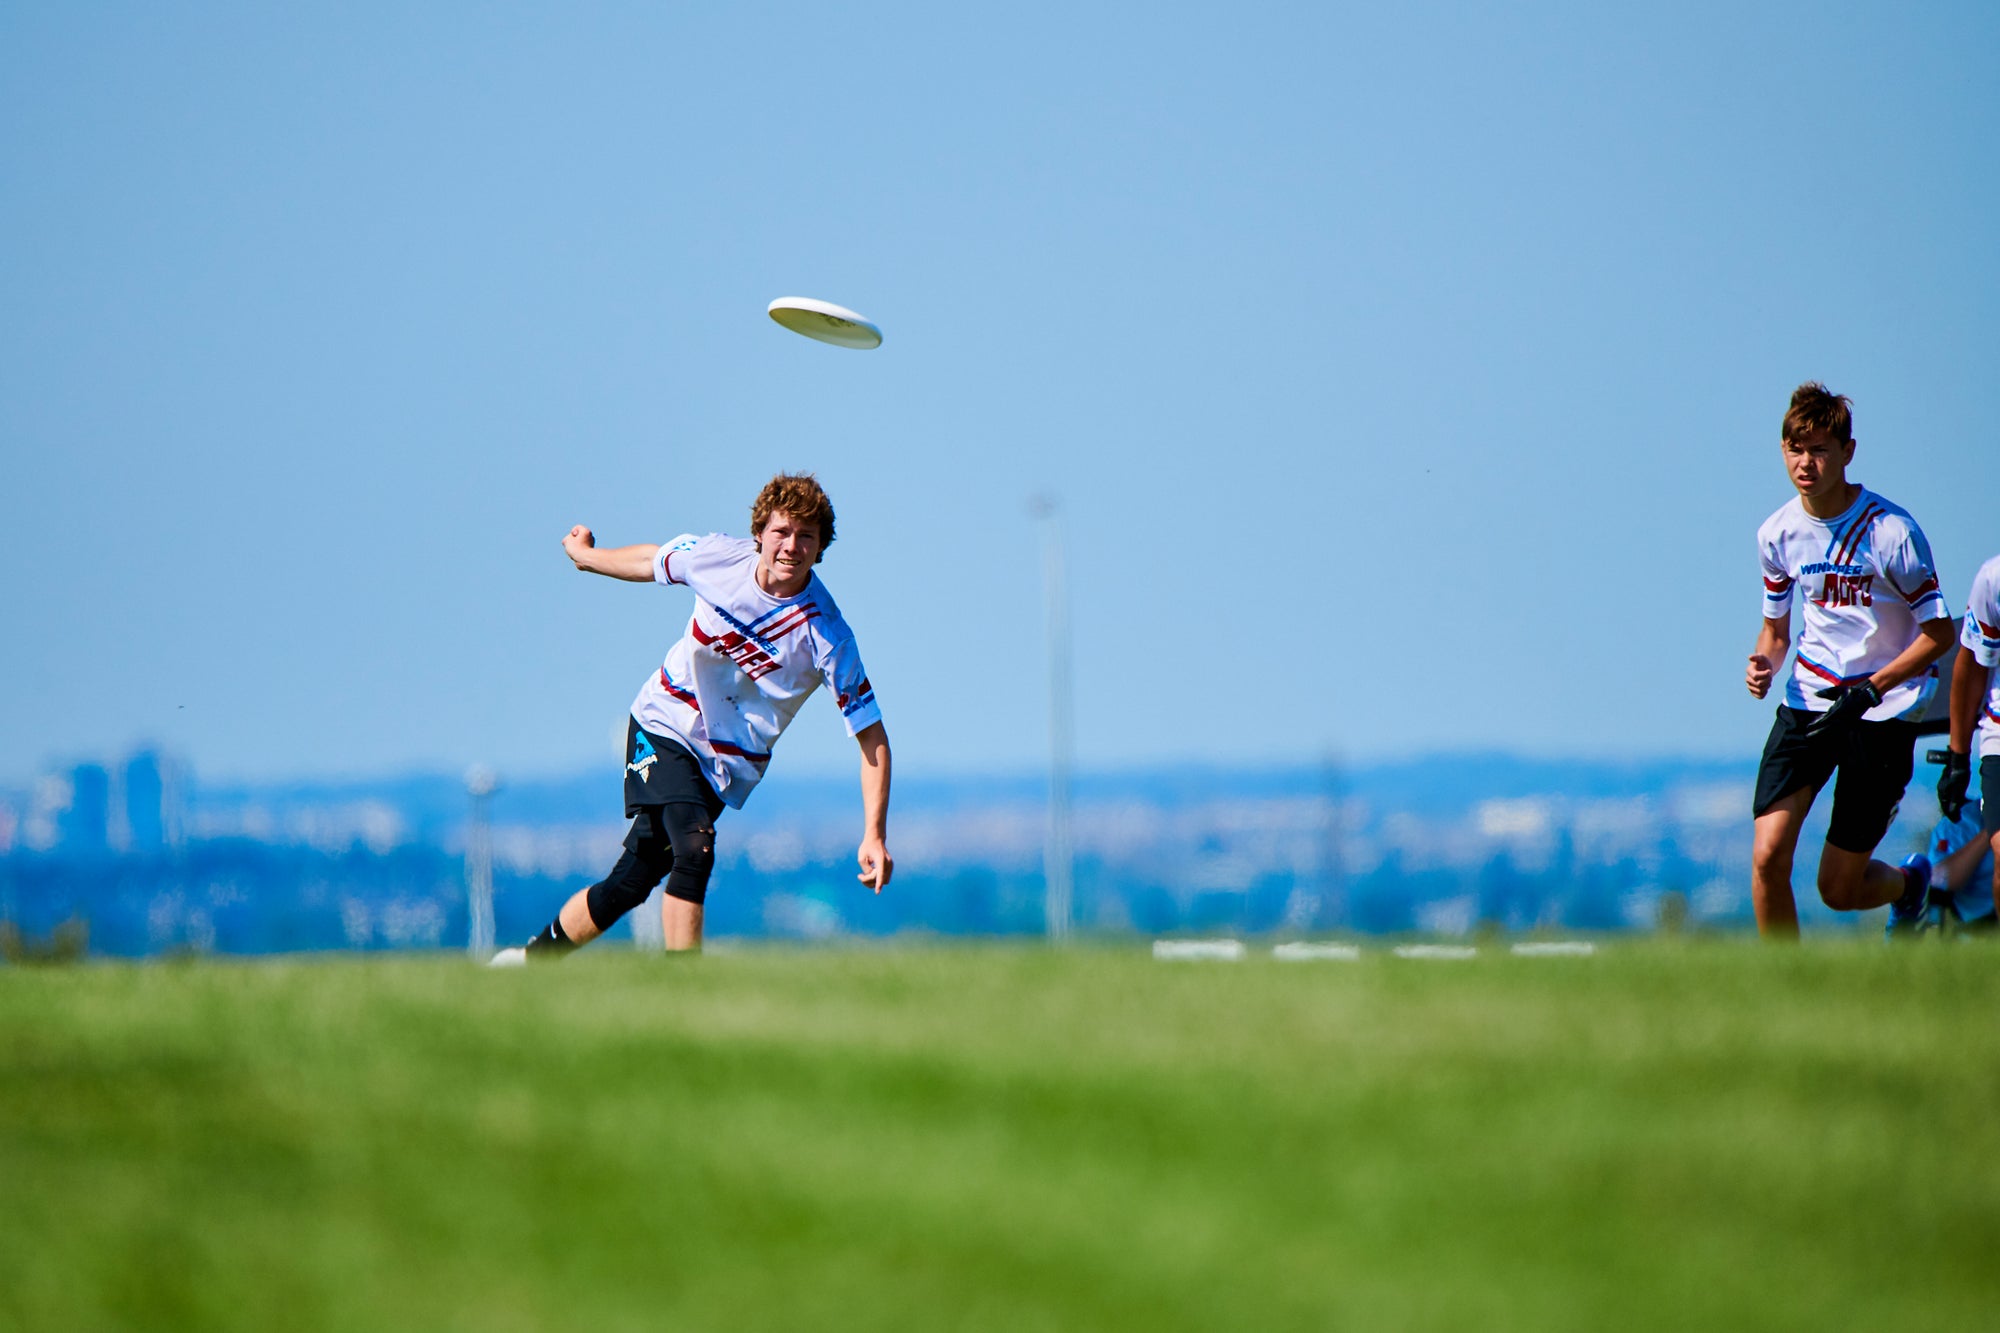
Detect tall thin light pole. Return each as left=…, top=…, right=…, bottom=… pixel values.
left=465, top=766, right=500, bottom=958
left=1030, top=494, right=1074, bottom=944
left=1321, top=749, right=1346, bottom=931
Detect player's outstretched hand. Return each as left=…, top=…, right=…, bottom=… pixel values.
left=1746, top=653, right=1775, bottom=698
left=562, top=525, right=596, bottom=568
left=856, top=835, right=893, bottom=894
left=1812, top=680, right=1882, bottom=732
left=1938, top=748, right=1972, bottom=822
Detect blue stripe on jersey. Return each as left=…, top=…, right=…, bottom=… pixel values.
left=1797, top=652, right=1872, bottom=687
left=743, top=602, right=797, bottom=631
left=1823, top=499, right=1883, bottom=564
left=711, top=602, right=786, bottom=650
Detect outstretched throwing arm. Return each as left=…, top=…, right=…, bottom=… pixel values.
left=561, top=526, right=658, bottom=582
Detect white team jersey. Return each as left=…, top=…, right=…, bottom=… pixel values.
left=1960, top=554, right=2000, bottom=761
left=629, top=533, right=882, bottom=808
left=1758, top=488, right=1949, bottom=722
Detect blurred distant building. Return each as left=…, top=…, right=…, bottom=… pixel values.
left=59, top=763, right=110, bottom=853
left=118, top=750, right=180, bottom=851
left=12, top=750, right=184, bottom=855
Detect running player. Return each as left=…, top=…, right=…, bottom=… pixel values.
left=1743, top=383, right=1955, bottom=939
left=1936, top=552, right=2000, bottom=918
left=494, top=473, right=890, bottom=961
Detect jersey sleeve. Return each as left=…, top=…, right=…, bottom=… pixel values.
left=1759, top=528, right=1794, bottom=620
left=652, top=533, right=705, bottom=586
left=1879, top=519, right=1949, bottom=622
left=816, top=630, right=882, bottom=737
left=1964, top=563, right=2000, bottom=668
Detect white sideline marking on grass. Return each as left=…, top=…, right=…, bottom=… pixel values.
left=1152, top=939, right=1246, bottom=961
left=1272, top=942, right=1362, bottom=961
left=1510, top=941, right=1597, bottom=957
left=1393, top=944, right=1478, bottom=961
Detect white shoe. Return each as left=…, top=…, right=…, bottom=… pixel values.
left=488, top=947, right=528, bottom=968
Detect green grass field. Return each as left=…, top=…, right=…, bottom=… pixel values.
left=4, top=942, right=1998, bottom=1332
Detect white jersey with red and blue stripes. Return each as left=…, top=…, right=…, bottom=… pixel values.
left=1960, top=554, right=2000, bottom=761
left=1758, top=488, right=1949, bottom=722
left=629, top=533, right=881, bottom=808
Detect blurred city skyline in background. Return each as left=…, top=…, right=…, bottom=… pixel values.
left=5, top=738, right=1954, bottom=954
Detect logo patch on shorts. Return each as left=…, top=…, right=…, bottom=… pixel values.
left=628, top=730, right=658, bottom=780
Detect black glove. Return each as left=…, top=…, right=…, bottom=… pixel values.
left=1938, top=748, right=1972, bottom=822
left=1813, top=680, right=1882, bottom=733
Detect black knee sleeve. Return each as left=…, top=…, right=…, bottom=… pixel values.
left=662, top=839, right=715, bottom=905
left=585, top=843, right=671, bottom=930
left=614, top=802, right=721, bottom=909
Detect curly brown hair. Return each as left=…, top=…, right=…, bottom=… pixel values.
left=750, top=472, right=837, bottom=562
left=1782, top=382, right=1854, bottom=445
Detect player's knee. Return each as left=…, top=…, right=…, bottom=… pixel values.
left=585, top=848, right=670, bottom=929
left=662, top=825, right=715, bottom=906
left=1814, top=860, right=1866, bottom=910
left=1751, top=839, right=1793, bottom=878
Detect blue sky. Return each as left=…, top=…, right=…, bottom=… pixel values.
left=3, top=2, right=1996, bottom=785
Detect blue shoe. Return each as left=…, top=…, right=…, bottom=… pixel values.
left=1887, top=855, right=1933, bottom=939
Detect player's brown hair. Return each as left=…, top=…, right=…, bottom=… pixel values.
left=1782, top=382, right=1854, bottom=445
left=750, top=472, right=837, bottom=562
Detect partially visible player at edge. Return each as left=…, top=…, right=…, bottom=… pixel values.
left=1744, top=383, right=1954, bottom=939
left=494, top=473, right=890, bottom=962
left=1936, top=550, right=2000, bottom=917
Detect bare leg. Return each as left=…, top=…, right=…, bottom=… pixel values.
left=662, top=895, right=704, bottom=952
left=1751, top=788, right=1815, bottom=939
left=557, top=889, right=605, bottom=947
left=1991, top=832, right=2000, bottom=920
left=1814, top=844, right=1908, bottom=911
left=552, top=886, right=697, bottom=953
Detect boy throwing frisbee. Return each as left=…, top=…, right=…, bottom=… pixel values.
left=496, top=472, right=890, bottom=960
left=1745, top=384, right=1954, bottom=938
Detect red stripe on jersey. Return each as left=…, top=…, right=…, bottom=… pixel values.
left=1831, top=504, right=1884, bottom=567
left=1796, top=656, right=1844, bottom=684
left=709, top=740, right=772, bottom=767
left=1898, top=575, right=1939, bottom=605
left=1764, top=576, right=1793, bottom=593
left=758, top=606, right=821, bottom=641
left=1828, top=506, right=1871, bottom=565
left=658, top=669, right=699, bottom=710
left=837, top=678, right=875, bottom=715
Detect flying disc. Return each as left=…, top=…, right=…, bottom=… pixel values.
left=767, top=296, right=883, bottom=350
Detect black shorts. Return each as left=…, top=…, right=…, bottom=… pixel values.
left=1984, top=756, right=2000, bottom=840
left=1753, top=706, right=1916, bottom=853
left=623, top=717, right=725, bottom=834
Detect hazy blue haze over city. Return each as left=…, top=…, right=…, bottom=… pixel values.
left=3, top=3, right=1996, bottom=790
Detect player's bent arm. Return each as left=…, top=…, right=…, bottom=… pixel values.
left=854, top=722, right=893, bottom=893
left=1864, top=617, right=1955, bottom=695
left=1746, top=617, right=1789, bottom=698
left=560, top=525, right=658, bottom=582
left=1940, top=827, right=1990, bottom=891
left=1949, top=643, right=1990, bottom=756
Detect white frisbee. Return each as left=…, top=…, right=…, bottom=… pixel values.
left=767, top=296, right=883, bottom=350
